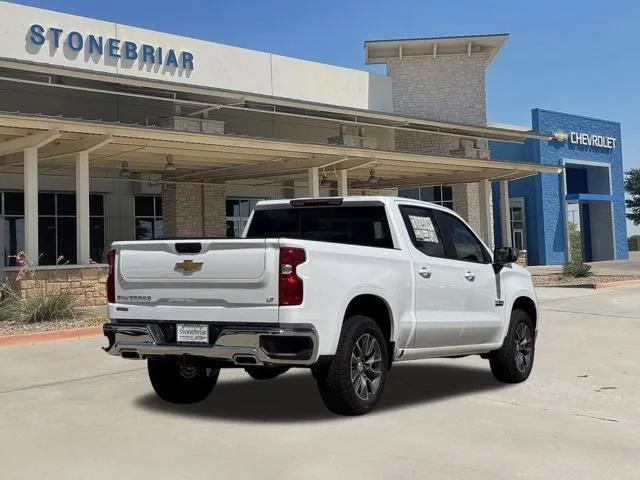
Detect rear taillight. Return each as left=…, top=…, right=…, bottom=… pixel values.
left=279, top=247, right=305, bottom=306
left=106, top=249, right=116, bottom=303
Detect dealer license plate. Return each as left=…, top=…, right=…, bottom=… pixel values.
left=176, top=324, right=209, bottom=344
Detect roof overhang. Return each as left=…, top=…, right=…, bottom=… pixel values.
left=0, top=59, right=548, bottom=143
left=0, top=112, right=561, bottom=189
left=365, top=34, right=509, bottom=66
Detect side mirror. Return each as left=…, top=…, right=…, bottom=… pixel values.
left=494, top=246, right=519, bottom=265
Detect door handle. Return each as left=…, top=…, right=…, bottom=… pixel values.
left=418, top=267, right=432, bottom=279
left=464, top=271, right=475, bottom=281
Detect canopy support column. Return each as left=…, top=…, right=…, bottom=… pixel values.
left=308, top=167, right=319, bottom=198
left=478, top=179, right=494, bottom=249
left=76, top=151, right=90, bottom=264
left=337, top=170, right=348, bottom=196
left=500, top=180, right=512, bottom=247
left=24, top=147, right=39, bottom=265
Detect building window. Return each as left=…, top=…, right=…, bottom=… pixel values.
left=135, top=196, right=163, bottom=240
left=2, top=192, right=105, bottom=266
left=226, top=198, right=264, bottom=238
left=509, top=198, right=527, bottom=251
left=398, top=186, right=453, bottom=210
left=3, top=192, right=25, bottom=267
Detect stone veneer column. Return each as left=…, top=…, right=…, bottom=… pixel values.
left=162, top=181, right=226, bottom=238
left=386, top=53, right=490, bottom=236
left=203, top=183, right=226, bottom=237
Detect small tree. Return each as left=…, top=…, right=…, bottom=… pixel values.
left=625, top=169, right=640, bottom=226
left=567, top=222, right=583, bottom=263
left=563, top=221, right=592, bottom=277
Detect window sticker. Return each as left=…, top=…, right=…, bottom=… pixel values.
left=409, top=215, right=439, bottom=243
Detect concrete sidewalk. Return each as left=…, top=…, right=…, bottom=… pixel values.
left=528, top=251, right=640, bottom=276
left=1, top=286, right=639, bottom=480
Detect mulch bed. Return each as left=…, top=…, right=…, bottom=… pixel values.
left=533, top=274, right=640, bottom=288
left=0, top=316, right=105, bottom=337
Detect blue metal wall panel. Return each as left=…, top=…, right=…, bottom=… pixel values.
left=490, top=108, right=627, bottom=265
left=533, top=109, right=627, bottom=262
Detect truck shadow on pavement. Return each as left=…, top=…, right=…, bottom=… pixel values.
left=135, top=361, right=509, bottom=423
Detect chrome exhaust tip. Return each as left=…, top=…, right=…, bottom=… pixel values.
left=233, top=354, right=260, bottom=366
left=121, top=350, right=142, bottom=360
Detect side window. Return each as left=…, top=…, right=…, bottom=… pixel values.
left=399, top=206, right=446, bottom=258
left=435, top=211, right=489, bottom=264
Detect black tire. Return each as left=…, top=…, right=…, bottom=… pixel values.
left=245, top=366, right=289, bottom=380
left=489, top=309, right=535, bottom=383
left=148, top=356, right=219, bottom=404
left=316, top=315, right=389, bottom=416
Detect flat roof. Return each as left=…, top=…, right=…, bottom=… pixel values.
left=365, top=33, right=509, bottom=65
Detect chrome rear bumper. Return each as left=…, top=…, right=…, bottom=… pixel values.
left=103, top=322, right=318, bottom=366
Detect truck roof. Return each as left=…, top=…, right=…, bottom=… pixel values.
left=254, top=196, right=454, bottom=213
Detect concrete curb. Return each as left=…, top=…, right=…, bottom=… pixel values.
left=0, top=325, right=103, bottom=347
left=592, top=279, right=640, bottom=289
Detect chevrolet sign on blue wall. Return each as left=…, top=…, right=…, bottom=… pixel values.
left=28, top=24, right=194, bottom=70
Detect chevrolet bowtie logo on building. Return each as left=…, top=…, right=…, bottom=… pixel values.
left=174, top=259, right=203, bottom=273
left=552, top=130, right=569, bottom=142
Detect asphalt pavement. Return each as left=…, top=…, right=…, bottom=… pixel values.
left=1, top=285, right=639, bottom=480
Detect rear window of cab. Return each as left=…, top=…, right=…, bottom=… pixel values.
left=246, top=206, right=394, bottom=249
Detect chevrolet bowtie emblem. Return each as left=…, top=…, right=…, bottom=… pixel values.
left=174, top=259, right=203, bottom=273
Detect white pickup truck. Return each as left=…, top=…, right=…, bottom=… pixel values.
left=103, top=196, right=537, bottom=415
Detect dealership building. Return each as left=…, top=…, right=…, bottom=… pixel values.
left=0, top=1, right=628, bottom=304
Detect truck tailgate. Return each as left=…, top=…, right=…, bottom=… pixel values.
left=112, top=239, right=279, bottom=323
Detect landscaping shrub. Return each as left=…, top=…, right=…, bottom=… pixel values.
left=0, top=284, right=77, bottom=323
left=562, top=261, right=592, bottom=278
left=563, top=221, right=592, bottom=278
left=0, top=251, right=77, bottom=323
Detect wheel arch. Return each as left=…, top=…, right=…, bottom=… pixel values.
left=512, top=296, right=537, bottom=330
left=343, top=294, right=395, bottom=367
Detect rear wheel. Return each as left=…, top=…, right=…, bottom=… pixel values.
left=148, top=356, right=219, bottom=404
left=489, top=309, right=535, bottom=383
left=245, top=366, right=289, bottom=380
left=315, top=315, right=388, bottom=415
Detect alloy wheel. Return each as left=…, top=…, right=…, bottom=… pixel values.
left=514, top=323, right=533, bottom=373
left=351, top=333, right=383, bottom=401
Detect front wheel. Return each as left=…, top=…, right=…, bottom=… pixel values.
left=489, top=309, right=535, bottom=383
left=148, top=356, right=219, bottom=404
left=315, top=315, right=388, bottom=415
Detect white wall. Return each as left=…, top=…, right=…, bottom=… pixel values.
left=0, top=1, right=393, bottom=112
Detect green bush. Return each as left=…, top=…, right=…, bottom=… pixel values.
left=563, top=221, right=592, bottom=278
left=629, top=235, right=640, bottom=252
left=0, top=284, right=77, bottom=323
left=567, top=222, right=583, bottom=263
left=563, top=261, right=592, bottom=278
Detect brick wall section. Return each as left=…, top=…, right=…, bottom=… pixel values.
left=386, top=53, right=492, bottom=237
left=162, top=182, right=226, bottom=238
left=4, top=266, right=108, bottom=307
left=388, top=55, right=487, bottom=123
left=203, top=183, right=226, bottom=237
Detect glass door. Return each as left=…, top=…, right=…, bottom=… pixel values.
left=509, top=198, right=527, bottom=251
